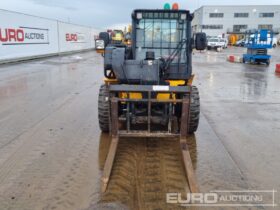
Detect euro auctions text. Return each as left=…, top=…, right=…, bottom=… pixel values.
left=0, top=27, right=49, bottom=45
left=166, top=190, right=277, bottom=207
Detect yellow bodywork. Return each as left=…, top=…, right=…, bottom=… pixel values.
left=129, top=92, right=142, bottom=99
left=111, top=30, right=124, bottom=43
left=157, top=80, right=186, bottom=100
left=123, top=39, right=132, bottom=46
left=112, top=34, right=123, bottom=42
left=96, top=49, right=105, bottom=54
left=119, top=92, right=142, bottom=99
left=104, top=75, right=195, bottom=100
left=104, top=78, right=118, bottom=84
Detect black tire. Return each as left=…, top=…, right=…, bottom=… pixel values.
left=98, top=84, right=110, bottom=132
left=188, top=86, right=200, bottom=134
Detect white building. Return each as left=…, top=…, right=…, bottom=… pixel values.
left=192, top=5, right=280, bottom=37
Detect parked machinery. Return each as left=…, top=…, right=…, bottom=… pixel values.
left=123, top=25, right=132, bottom=46
left=96, top=3, right=207, bottom=193
left=110, top=30, right=124, bottom=44
left=243, top=29, right=273, bottom=65
left=95, top=26, right=133, bottom=53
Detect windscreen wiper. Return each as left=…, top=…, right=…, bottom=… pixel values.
left=161, top=39, right=187, bottom=71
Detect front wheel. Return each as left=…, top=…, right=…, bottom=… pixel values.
left=188, top=86, right=200, bottom=134
left=98, top=84, right=110, bottom=132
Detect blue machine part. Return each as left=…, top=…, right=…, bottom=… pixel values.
left=243, top=29, right=273, bottom=65
left=260, top=29, right=268, bottom=42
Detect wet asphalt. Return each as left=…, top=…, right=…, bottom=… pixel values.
left=0, top=47, right=279, bottom=210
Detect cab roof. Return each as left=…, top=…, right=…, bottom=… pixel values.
left=132, top=9, right=193, bottom=21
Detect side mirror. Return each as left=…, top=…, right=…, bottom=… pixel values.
left=99, top=32, right=110, bottom=47
left=195, top=32, right=207, bottom=50
left=95, top=39, right=105, bottom=50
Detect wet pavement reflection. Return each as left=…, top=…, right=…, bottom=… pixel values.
left=240, top=71, right=268, bottom=101
left=194, top=46, right=280, bottom=209
left=0, top=49, right=279, bottom=210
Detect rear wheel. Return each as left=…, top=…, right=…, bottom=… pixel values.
left=188, top=86, right=200, bottom=134
left=98, top=84, right=110, bottom=132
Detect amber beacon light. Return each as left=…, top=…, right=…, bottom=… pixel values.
left=172, top=3, right=179, bottom=10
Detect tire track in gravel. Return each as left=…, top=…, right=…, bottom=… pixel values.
left=101, top=138, right=139, bottom=209
left=99, top=138, right=192, bottom=210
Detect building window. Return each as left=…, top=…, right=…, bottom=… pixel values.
left=209, top=13, right=224, bottom=18
left=259, top=13, right=274, bottom=18
left=258, top=24, right=273, bottom=30
left=234, top=13, right=249, bottom=18
left=233, top=25, right=248, bottom=32
left=202, top=25, right=223, bottom=29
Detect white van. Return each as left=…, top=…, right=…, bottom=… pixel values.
left=207, top=37, right=225, bottom=51
left=221, top=38, right=228, bottom=49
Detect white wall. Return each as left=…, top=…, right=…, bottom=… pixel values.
left=0, top=9, right=99, bottom=62
left=0, top=10, right=59, bottom=61
left=58, top=22, right=93, bottom=53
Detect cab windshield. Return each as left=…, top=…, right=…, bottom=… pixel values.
left=136, top=12, right=187, bottom=63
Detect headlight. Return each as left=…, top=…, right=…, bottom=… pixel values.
left=95, top=39, right=105, bottom=49
left=137, top=12, right=142, bottom=19
left=181, top=14, right=187, bottom=20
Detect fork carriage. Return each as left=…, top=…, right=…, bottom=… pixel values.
left=100, top=84, right=199, bottom=193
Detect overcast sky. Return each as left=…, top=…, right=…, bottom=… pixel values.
left=0, top=0, right=279, bottom=29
